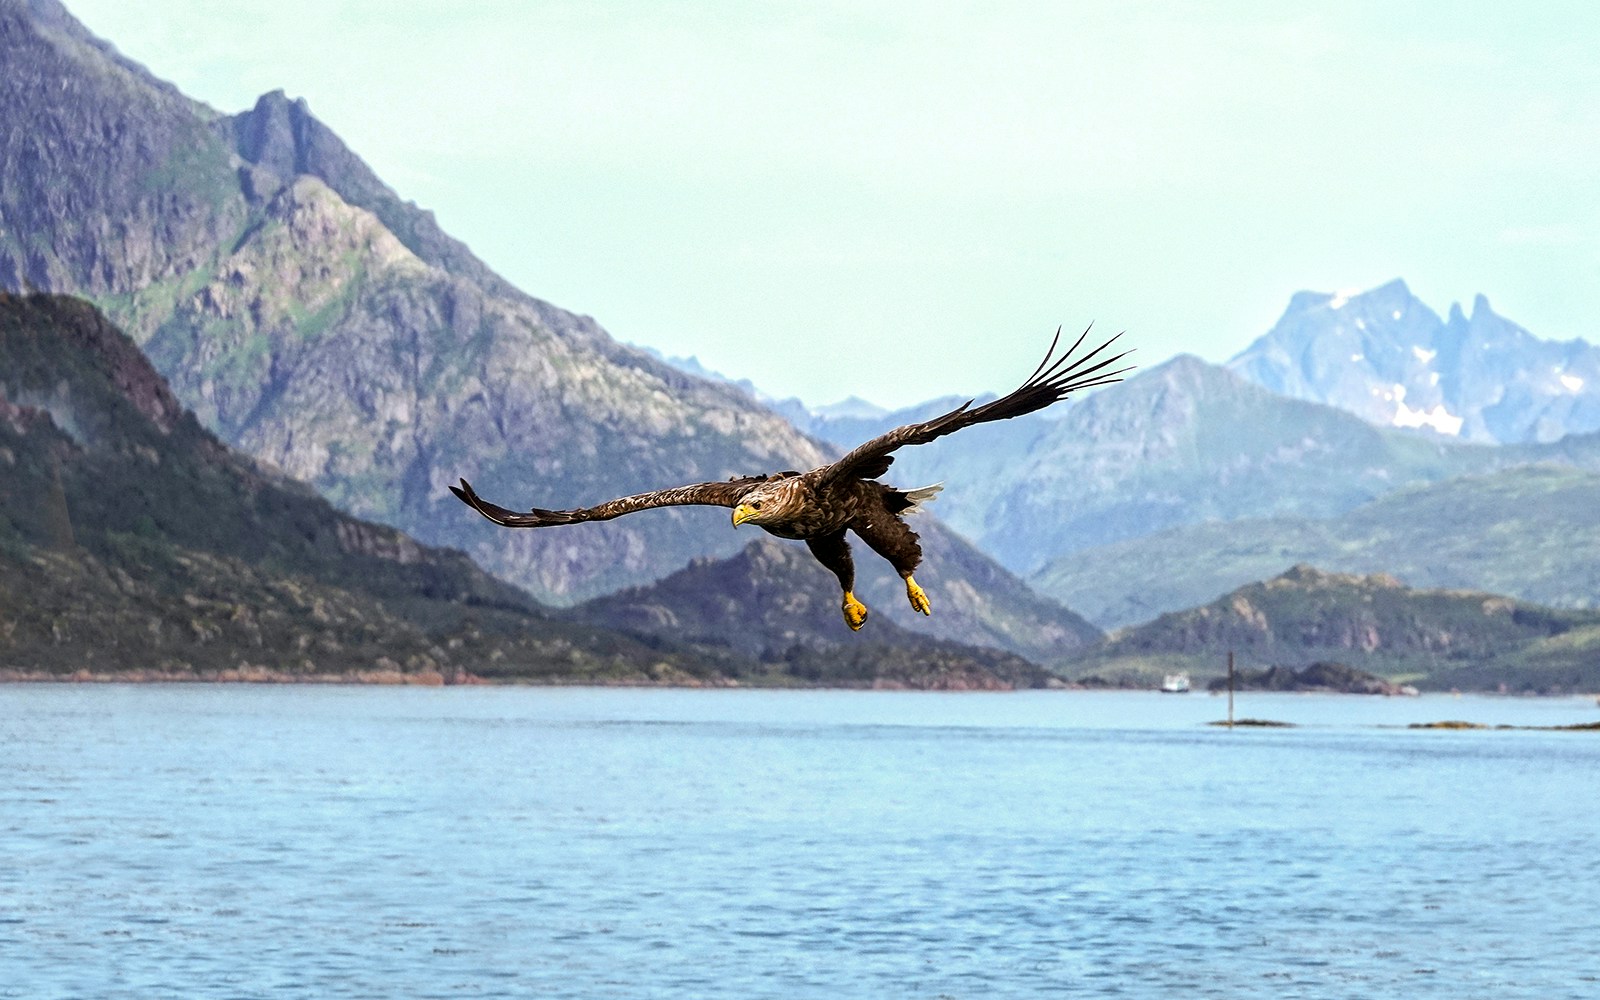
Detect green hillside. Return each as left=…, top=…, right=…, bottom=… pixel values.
left=0, top=294, right=733, bottom=683
left=1057, top=565, right=1600, bottom=693
left=1034, top=464, right=1600, bottom=629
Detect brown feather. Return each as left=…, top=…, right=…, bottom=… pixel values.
left=450, top=476, right=768, bottom=528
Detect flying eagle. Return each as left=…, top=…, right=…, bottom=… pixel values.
left=452, top=329, right=1132, bottom=630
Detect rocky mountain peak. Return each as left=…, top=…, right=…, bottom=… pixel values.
left=1228, top=279, right=1600, bottom=444
left=228, top=88, right=401, bottom=230
left=222, top=86, right=534, bottom=307
left=232, top=90, right=322, bottom=182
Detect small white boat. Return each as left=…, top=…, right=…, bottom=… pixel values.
left=1161, top=673, right=1191, bottom=694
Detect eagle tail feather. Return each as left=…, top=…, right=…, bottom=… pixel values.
left=897, top=482, right=944, bottom=515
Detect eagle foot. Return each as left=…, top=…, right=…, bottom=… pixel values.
left=842, top=592, right=869, bottom=631
left=905, top=577, right=931, bottom=616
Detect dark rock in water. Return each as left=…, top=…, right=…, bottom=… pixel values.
left=1408, top=720, right=1600, bottom=732
left=1207, top=718, right=1296, bottom=728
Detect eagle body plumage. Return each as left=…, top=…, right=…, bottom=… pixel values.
left=453, top=328, right=1132, bottom=630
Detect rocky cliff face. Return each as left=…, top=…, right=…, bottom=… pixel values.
left=0, top=0, right=245, bottom=296
left=1228, top=279, right=1600, bottom=444
left=113, top=160, right=827, bottom=602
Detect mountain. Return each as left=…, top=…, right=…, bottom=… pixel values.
left=0, top=0, right=826, bottom=605
left=0, top=293, right=755, bottom=683
left=1059, top=564, right=1600, bottom=693
left=0, top=0, right=1095, bottom=658
left=570, top=538, right=1060, bottom=690
left=1228, top=279, right=1600, bottom=444
left=1033, top=462, right=1600, bottom=629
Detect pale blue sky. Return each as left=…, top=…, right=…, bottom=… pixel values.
left=68, top=1, right=1600, bottom=407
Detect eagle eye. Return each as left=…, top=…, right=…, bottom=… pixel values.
left=751, top=501, right=763, bottom=510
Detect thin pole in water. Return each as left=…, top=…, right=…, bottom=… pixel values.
left=1227, top=650, right=1235, bottom=730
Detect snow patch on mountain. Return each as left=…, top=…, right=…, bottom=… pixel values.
left=1390, top=385, right=1464, bottom=436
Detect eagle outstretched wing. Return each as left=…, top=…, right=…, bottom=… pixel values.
left=819, top=327, right=1133, bottom=485
left=451, top=475, right=772, bottom=528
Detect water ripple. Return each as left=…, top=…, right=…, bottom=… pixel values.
left=1, top=686, right=1597, bottom=998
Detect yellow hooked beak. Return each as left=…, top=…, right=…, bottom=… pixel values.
left=732, top=504, right=756, bottom=527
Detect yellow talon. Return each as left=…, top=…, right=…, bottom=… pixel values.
left=905, top=577, right=931, bottom=616
left=842, top=592, right=869, bottom=631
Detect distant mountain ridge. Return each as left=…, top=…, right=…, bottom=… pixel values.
left=1033, top=461, right=1600, bottom=629
left=725, top=307, right=1600, bottom=619
left=1228, top=279, right=1600, bottom=444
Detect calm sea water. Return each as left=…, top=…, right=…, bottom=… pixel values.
left=2, top=685, right=1598, bottom=999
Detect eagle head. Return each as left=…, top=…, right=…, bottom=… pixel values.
left=732, top=477, right=802, bottom=527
